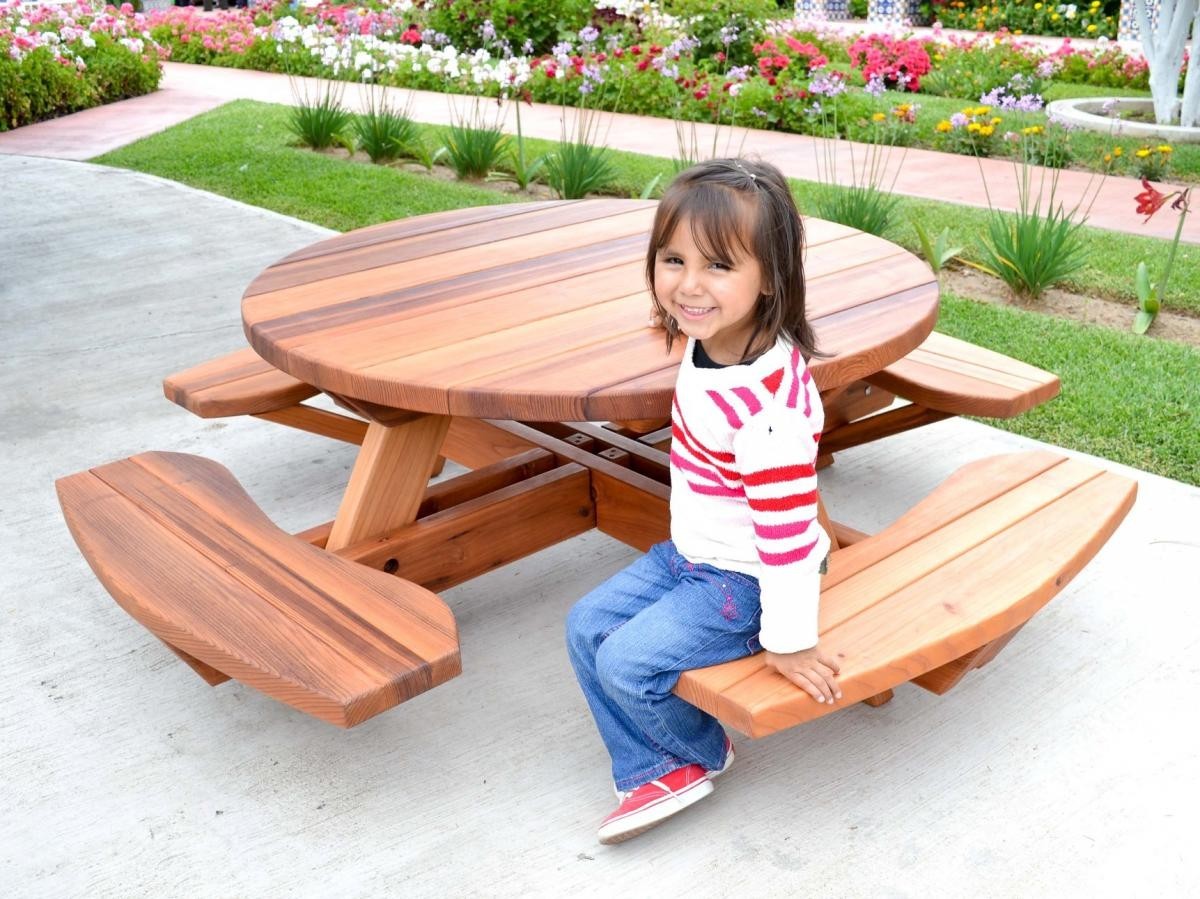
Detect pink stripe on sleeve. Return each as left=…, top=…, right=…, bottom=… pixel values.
left=786, top=347, right=801, bottom=409
left=758, top=538, right=821, bottom=566
left=753, top=518, right=814, bottom=540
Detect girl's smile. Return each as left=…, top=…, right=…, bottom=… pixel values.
left=654, top=217, right=767, bottom=365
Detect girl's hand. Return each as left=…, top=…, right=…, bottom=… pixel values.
left=764, top=646, right=842, bottom=704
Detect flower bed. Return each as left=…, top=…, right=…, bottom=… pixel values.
left=929, top=0, right=1119, bottom=40
left=1, top=1, right=165, bottom=131
left=26, top=1, right=1194, bottom=177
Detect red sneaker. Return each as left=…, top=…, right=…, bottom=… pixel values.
left=598, top=764, right=714, bottom=844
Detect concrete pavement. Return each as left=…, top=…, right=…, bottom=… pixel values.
left=2, top=153, right=1198, bottom=897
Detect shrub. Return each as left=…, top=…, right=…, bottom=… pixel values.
left=441, top=99, right=510, bottom=179
left=0, top=3, right=163, bottom=131
left=421, top=0, right=593, bottom=55
left=847, top=34, right=931, bottom=92
left=920, top=42, right=1037, bottom=99
left=353, top=92, right=421, bottom=164
left=287, top=82, right=353, bottom=149
left=661, top=0, right=777, bottom=68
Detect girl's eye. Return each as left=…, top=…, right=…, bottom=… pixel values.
left=662, top=256, right=682, bottom=265
left=710, top=261, right=731, bottom=271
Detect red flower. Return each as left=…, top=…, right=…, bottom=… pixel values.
left=636, top=58, right=649, bottom=71
left=1135, top=179, right=1169, bottom=222
left=630, top=45, right=641, bottom=56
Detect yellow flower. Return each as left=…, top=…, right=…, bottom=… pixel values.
left=980, top=125, right=995, bottom=137
left=1015, top=29, right=1023, bottom=34
left=968, top=122, right=982, bottom=133
left=1103, top=153, right=1112, bottom=163
left=872, top=112, right=887, bottom=122
left=1113, top=146, right=1123, bottom=157
left=936, top=120, right=953, bottom=132
left=976, top=106, right=992, bottom=116
left=1051, top=12, right=1060, bottom=19
left=1087, top=24, right=1097, bottom=32
left=1022, top=125, right=1043, bottom=135
left=1136, top=148, right=1151, bottom=158
left=991, top=116, right=1003, bottom=125
left=1157, top=145, right=1173, bottom=154
left=1034, top=1, right=1041, bottom=7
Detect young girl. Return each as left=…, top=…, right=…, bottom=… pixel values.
left=565, top=157, right=841, bottom=845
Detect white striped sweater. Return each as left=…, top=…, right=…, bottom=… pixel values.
left=670, top=337, right=829, bottom=652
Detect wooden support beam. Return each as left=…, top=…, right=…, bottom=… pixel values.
left=326, top=414, right=452, bottom=551
left=441, top=417, right=541, bottom=469
left=820, top=404, right=952, bottom=454
left=332, top=464, right=595, bottom=592
left=297, top=449, right=558, bottom=547
left=912, top=624, right=1027, bottom=695
left=254, top=405, right=367, bottom=445
left=592, top=468, right=670, bottom=552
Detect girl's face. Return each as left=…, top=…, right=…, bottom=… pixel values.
left=654, top=217, right=767, bottom=365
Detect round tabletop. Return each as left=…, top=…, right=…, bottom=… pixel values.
left=242, top=200, right=939, bottom=422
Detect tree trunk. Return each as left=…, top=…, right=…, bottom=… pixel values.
left=1181, top=10, right=1200, bottom=126
left=1137, top=0, right=1199, bottom=125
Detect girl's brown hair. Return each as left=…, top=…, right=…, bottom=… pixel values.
left=645, top=157, right=821, bottom=362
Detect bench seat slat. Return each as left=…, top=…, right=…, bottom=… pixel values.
left=675, top=452, right=1136, bottom=738
left=163, top=348, right=318, bottom=418
left=866, top=332, right=1060, bottom=419
left=58, top=475, right=399, bottom=724
left=58, top=452, right=460, bottom=727
left=100, top=454, right=459, bottom=668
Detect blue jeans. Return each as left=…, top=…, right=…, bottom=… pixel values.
left=565, top=540, right=762, bottom=792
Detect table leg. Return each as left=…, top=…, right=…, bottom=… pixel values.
left=326, top=413, right=452, bottom=552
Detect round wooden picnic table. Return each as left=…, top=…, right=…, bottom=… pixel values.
left=242, top=199, right=939, bottom=424
left=240, top=200, right=939, bottom=551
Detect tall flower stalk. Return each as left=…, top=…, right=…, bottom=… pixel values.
left=807, top=71, right=914, bottom=238
left=1132, top=180, right=1192, bottom=334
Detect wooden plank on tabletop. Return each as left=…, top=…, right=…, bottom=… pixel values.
left=251, top=201, right=650, bottom=294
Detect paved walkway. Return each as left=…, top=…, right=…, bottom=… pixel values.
left=1, top=61, right=1195, bottom=244
left=4, top=152, right=1197, bottom=896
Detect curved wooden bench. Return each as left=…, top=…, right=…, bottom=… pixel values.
left=164, top=348, right=319, bottom=418
left=821, top=332, right=1061, bottom=454
left=675, top=450, right=1136, bottom=738
left=56, top=452, right=460, bottom=727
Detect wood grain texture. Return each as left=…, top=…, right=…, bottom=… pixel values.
left=163, top=347, right=318, bottom=418
left=241, top=201, right=939, bottom=421
left=332, top=464, right=595, bottom=592
left=326, top=414, right=451, bottom=551
left=673, top=451, right=1137, bottom=738
left=56, top=452, right=460, bottom=727
left=867, top=330, right=1061, bottom=418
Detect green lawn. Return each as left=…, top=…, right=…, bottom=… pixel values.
left=94, top=100, right=1200, bottom=485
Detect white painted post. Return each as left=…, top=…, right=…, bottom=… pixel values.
left=1180, top=4, right=1200, bottom=125
left=1136, top=0, right=1199, bottom=125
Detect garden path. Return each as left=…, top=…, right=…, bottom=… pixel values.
left=0, top=61, right=1195, bottom=245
